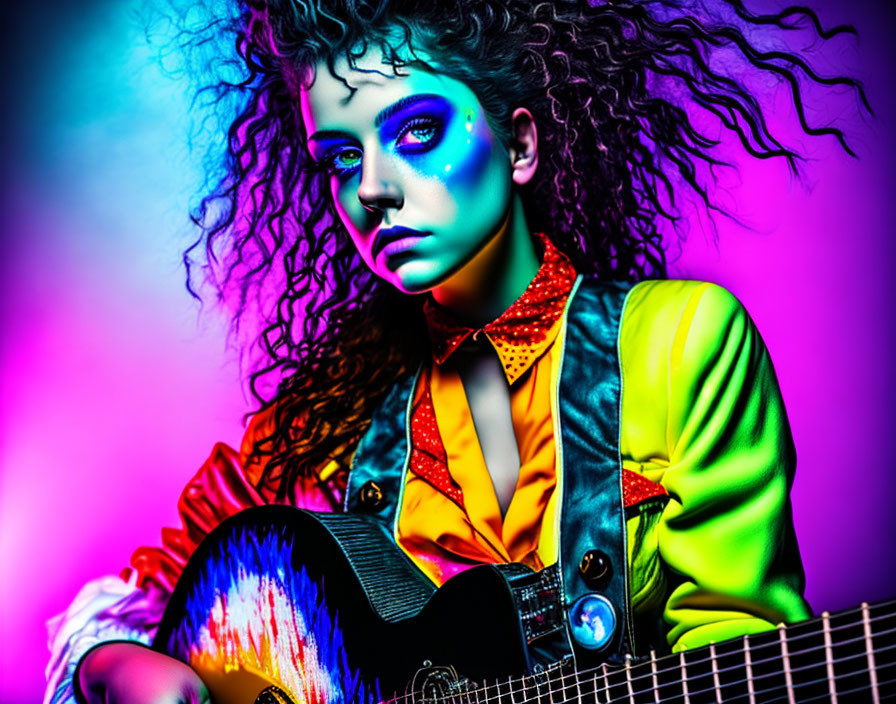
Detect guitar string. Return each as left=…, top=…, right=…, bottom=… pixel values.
left=707, top=670, right=896, bottom=704
left=380, top=613, right=895, bottom=704
left=615, top=622, right=896, bottom=697
left=531, top=636, right=896, bottom=704
left=374, top=601, right=893, bottom=702
left=614, top=609, right=896, bottom=690
left=512, top=610, right=896, bottom=698
left=401, top=631, right=896, bottom=704
left=477, top=653, right=896, bottom=704
left=464, top=665, right=896, bottom=704
left=501, top=641, right=896, bottom=704
left=643, top=643, right=896, bottom=704
left=767, top=674, right=895, bottom=704
left=744, top=659, right=896, bottom=704
left=384, top=630, right=896, bottom=704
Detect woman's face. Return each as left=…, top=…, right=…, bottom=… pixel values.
left=300, top=48, right=513, bottom=294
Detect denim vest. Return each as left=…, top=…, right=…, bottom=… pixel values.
left=344, top=277, right=637, bottom=662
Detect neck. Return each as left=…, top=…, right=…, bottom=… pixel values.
left=430, top=196, right=538, bottom=327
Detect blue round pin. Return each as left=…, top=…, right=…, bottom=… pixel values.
left=568, top=593, right=617, bottom=650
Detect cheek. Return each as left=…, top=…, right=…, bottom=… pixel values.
left=442, top=123, right=510, bottom=223
left=408, top=120, right=508, bottom=220
left=329, top=178, right=376, bottom=264
left=331, top=175, right=363, bottom=228
left=442, top=121, right=496, bottom=193
left=416, top=119, right=496, bottom=190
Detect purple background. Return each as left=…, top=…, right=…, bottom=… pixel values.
left=1, top=1, right=894, bottom=702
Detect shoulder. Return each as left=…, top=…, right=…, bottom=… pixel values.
left=624, top=279, right=744, bottom=325
left=618, top=279, right=751, bottom=354
left=611, top=280, right=767, bottom=408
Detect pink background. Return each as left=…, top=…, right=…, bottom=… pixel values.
left=1, top=1, right=894, bottom=702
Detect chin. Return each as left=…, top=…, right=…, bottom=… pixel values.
left=388, top=277, right=437, bottom=296
left=383, top=262, right=446, bottom=296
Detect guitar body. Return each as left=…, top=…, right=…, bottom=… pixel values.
left=154, top=506, right=555, bottom=703
left=155, top=506, right=896, bottom=704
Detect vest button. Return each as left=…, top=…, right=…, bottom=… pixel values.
left=578, top=549, right=611, bottom=588
left=358, top=480, right=385, bottom=510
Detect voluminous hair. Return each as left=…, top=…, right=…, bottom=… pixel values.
left=170, top=0, right=865, bottom=501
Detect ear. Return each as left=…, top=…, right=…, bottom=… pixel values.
left=508, top=107, right=538, bottom=186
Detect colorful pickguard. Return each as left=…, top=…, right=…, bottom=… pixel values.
left=158, top=522, right=377, bottom=704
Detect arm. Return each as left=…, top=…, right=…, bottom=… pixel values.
left=621, top=280, right=811, bottom=651
left=44, top=443, right=265, bottom=704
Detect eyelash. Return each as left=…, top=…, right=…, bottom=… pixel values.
left=320, top=147, right=362, bottom=176
left=395, top=116, right=445, bottom=154
left=316, top=115, right=446, bottom=176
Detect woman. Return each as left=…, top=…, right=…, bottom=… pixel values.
left=47, top=1, right=865, bottom=702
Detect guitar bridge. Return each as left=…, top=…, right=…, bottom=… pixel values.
left=405, top=662, right=474, bottom=704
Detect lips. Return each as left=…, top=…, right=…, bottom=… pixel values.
left=371, top=226, right=431, bottom=261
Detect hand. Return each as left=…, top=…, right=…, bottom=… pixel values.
left=77, top=642, right=212, bottom=704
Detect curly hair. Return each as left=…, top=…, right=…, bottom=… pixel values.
left=172, top=0, right=866, bottom=502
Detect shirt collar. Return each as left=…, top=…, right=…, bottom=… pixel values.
left=423, top=234, right=578, bottom=384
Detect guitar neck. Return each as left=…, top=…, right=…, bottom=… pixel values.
left=385, top=599, right=896, bottom=703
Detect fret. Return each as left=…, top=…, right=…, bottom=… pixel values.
left=783, top=608, right=831, bottom=701
left=576, top=665, right=594, bottom=704
left=567, top=666, right=585, bottom=704
left=829, top=602, right=874, bottom=697
left=863, top=602, right=881, bottom=704
left=679, top=650, right=690, bottom=704
left=647, top=647, right=683, bottom=703
left=557, top=664, right=575, bottom=704
left=778, top=624, right=796, bottom=704
left=868, top=601, right=896, bottom=701
left=743, top=634, right=756, bottom=704
left=649, top=649, right=660, bottom=704
left=545, top=666, right=562, bottom=704
left=708, top=642, right=722, bottom=704
left=823, top=611, right=839, bottom=704
left=605, top=660, right=633, bottom=703
left=481, top=676, right=500, bottom=703
left=746, top=626, right=798, bottom=701
left=525, top=671, right=544, bottom=703
left=504, top=675, right=517, bottom=704
left=601, top=662, right=611, bottom=704
left=706, top=632, right=752, bottom=702
left=679, top=643, right=719, bottom=702
left=624, top=654, right=635, bottom=703
left=529, top=669, right=548, bottom=704
left=590, top=666, right=602, bottom=704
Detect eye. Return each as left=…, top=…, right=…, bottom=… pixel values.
left=395, top=117, right=444, bottom=154
left=323, top=146, right=362, bottom=174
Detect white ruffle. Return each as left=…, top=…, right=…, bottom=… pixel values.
left=44, top=574, right=166, bottom=704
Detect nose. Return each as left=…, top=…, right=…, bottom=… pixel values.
left=357, top=147, right=403, bottom=214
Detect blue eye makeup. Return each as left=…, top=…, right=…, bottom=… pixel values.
left=379, top=96, right=454, bottom=157
left=394, top=116, right=445, bottom=154
left=307, top=94, right=455, bottom=180
left=322, top=146, right=363, bottom=175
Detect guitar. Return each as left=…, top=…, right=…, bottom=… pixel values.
left=154, top=506, right=895, bottom=703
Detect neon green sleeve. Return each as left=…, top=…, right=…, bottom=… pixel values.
left=619, top=280, right=811, bottom=652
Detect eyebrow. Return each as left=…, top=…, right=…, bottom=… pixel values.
left=374, top=93, right=446, bottom=128
left=307, top=93, right=447, bottom=145
left=307, top=129, right=354, bottom=145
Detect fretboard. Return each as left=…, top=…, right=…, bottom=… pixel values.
left=386, top=599, right=895, bottom=703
